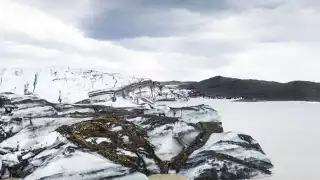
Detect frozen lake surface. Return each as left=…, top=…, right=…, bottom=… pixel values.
left=161, top=98, right=320, bottom=180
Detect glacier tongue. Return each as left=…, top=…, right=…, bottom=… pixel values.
left=0, top=67, right=147, bottom=104
left=0, top=67, right=190, bottom=106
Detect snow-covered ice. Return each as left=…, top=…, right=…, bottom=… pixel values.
left=0, top=74, right=275, bottom=180
left=0, top=67, right=146, bottom=104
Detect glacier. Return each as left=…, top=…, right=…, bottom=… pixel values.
left=0, top=67, right=273, bottom=180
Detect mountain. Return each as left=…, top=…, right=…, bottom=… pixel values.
left=0, top=67, right=273, bottom=179
left=185, top=76, right=320, bottom=101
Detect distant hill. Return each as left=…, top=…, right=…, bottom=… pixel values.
left=183, top=76, right=320, bottom=101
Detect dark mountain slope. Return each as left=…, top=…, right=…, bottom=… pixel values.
left=184, top=76, right=320, bottom=101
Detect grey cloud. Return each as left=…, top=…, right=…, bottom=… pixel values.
left=84, top=9, right=177, bottom=40
left=83, top=8, right=203, bottom=40
left=82, top=0, right=289, bottom=40
left=82, top=0, right=230, bottom=40
left=93, top=0, right=228, bottom=12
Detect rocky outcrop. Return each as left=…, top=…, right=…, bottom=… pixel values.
left=185, top=76, right=320, bottom=102
left=0, top=92, right=273, bottom=180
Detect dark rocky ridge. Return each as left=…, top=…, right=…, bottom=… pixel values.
left=182, top=76, right=320, bottom=101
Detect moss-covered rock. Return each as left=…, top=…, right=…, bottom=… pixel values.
left=56, top=117, right=165, bottom=175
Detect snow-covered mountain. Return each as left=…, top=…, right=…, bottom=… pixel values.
left=0, top=67, right=273, bottom=180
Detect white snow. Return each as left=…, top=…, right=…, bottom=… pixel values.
left=34, top=149, right=60, bottom=159
left=58, top=108, right=94, bottom=115
left=0, top=126, right=66, bottom=150
left=1, top=152, right=20, bottom=167
left=16, top=102, right=45, bottom=110
left=11, top=106, right=57, bottom=118
left=24, top=151, right=147, bottom=180
left=128, top=113, right=200, bottom=161
left=143, top=121, right=196, bottom=161
left=116, top=148, right=137, bottom=157
left=110, top=126, right=123, bottom=132
left=86, top=137, right=112, bottom=144
left=190, top=132, right=257, bottom=157
left=122, top=136, right=130, bottom=144
left=151, top=135, right=182, bottom=161
left=171, top=107, right=220, bottom=123
left=4, top=123, right=23, bottom=134
left=145, top=103, right=220, bottom=123
left=22, top=152, right=35, bottom=160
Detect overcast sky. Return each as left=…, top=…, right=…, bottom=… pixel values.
left=0, top=0, right=320, bottom=81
